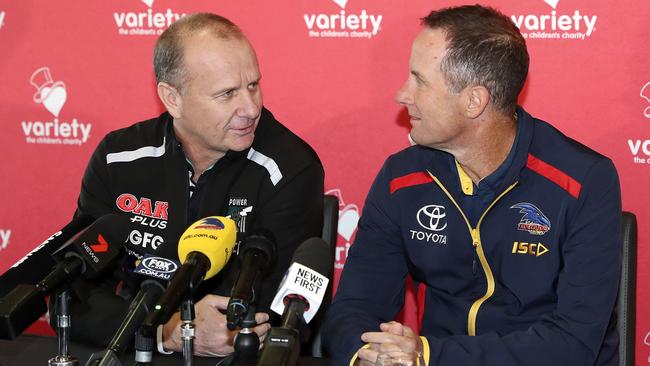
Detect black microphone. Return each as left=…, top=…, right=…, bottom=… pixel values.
left=0, top=214, right=129, bottom=340
left=141, top=216, right=237, bottom=332
left=227, top=230, right=277, bottom=330
left=257, top=238, right=332, bottom=366
left=0, top=214, right=94, bottom=297
left=85, top=279, right=166, bottom=366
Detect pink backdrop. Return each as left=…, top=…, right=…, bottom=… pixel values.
left=1, top=0, right=649, bottom=361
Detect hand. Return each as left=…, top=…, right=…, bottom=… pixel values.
left=162, top=294, right=271, bottom=357
left=356, top=321, right=423, bottom=366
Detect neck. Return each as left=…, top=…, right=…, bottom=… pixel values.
left=453, top=114, right=517, bottom=184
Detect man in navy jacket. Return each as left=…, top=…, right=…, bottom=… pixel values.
left=323, top=5, right=621, bottom=366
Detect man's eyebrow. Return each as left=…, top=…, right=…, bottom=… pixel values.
left=411, top=70, right=427, bottom=84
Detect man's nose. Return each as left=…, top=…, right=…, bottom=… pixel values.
left=396, top=81, right=414, bottom=106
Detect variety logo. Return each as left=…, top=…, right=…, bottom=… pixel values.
left=641, top=82, right=650, bottom=119
left=627, top=81, right=650, bottom=165
left=511, top=203, right=551, bottom=235
left=304, top=0, right=383, bottom=39
left=195, top=217, right=225, bottom=230
left=113, top=0, right=185, bottom=36
left=22, top=67, right=92, bottom=146
left=0, top=229, right=10, bottom=251
left=511, top=0, right=598, bottom=41
left=410, top=204, right=448, bottom=245
left=0, top=11, right=5, bottom=29
left=326, top=189, right=360, bottom=269
left=511, top=241, right=549, bottom=257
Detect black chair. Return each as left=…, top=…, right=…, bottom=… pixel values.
left=618, top=211, right=636, bottom=366
left=304, top=194, right=339, bottom=358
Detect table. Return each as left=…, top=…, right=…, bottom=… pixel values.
left=0, top=335, right=330, bottom=366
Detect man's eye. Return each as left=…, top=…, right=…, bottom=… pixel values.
left=248, top=82, right=259, bottom=90
left=222, top=90, right=235, bottom=98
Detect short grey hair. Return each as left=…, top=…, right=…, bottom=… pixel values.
left=153, top=13, right=244, bottom=92
left=422, top=5, right=529, bottom=114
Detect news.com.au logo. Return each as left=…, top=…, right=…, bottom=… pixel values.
left=21, top=67, right=92, bottom=146
left=326, top=189, right=360, bottom=270
left=0, top=228, right=10, bottom=252
left=113, top=0, right=185, bottom=36
left=511, top=0, right=598, bottom=41
left=304, top=0, right=383, bottom=39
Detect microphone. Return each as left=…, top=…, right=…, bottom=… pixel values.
left=257, top=238, right=332, bottom=366
left=0, top=214, right=130, bottom=340
left=226, top=230, right=277, bottom=330
left=0, top=214, right=95, bottom=297
left=141, top=216, right=237, bottom=331
left=85, top=280, right=166, bottom=366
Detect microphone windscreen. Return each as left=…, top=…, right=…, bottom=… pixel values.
left=291, top=237, right=332, bottom=278
left=177, top=216, right=237, bottom=279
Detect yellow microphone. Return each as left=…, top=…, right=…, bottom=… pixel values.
left=178, top=216, right=237, bottom=279
left=142, top=216, right=237, bottom=330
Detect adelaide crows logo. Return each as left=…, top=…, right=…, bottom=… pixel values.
left=195, top=217, right=225, bottom=230
left=511, top=203, right=551, bottom=235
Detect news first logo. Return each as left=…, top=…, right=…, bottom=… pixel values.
left=627, top=81, right=650, bottom=165
left=22, top=67, right=92, bottom=146
left=270, top=262, right=329, bottom=323
left=304, top=0, right=383, bottom=39
left=0, top=228, right=10, bottom=251
left=511, top=0, right=597, bottom=41
left=327, top=189, right=360, bottom=270
left=113, top=0, right=185, bottom=36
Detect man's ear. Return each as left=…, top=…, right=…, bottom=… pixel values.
left=157, top=82, right=182, bottom=119
left=463, top=85, right=490, bottom=119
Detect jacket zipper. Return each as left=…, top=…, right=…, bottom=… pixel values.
left=427, top=171, right=518, bottom=336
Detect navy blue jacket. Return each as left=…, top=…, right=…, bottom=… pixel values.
left=324, top=107, right=621, bottom=366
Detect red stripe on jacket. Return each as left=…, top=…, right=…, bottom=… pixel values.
left=389, top=172, right=433, bottom=194
left=526, top=154, right=581, bottom=199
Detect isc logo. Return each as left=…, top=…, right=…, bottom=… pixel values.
left=511, top=242, right=549, bottom=257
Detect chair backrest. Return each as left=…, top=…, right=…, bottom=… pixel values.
left=618, top=211, right=637, bottom=366
left=305, top=194, right=339, bottom=358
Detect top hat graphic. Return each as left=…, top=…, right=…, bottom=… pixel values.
left=30, top=67, right=66, bottom=104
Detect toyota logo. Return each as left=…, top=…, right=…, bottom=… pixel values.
left=417, top=205, right=447, bottom=231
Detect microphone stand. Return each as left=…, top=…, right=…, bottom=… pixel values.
left=49, top=289, right=79, bottom=366
left=180, top=299, right=196, bottom=366
left=131, top=330, right=154, bottom=366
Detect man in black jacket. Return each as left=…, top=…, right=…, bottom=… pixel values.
left=54, top=13, right=324, bottom=357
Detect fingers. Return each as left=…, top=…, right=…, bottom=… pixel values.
left=255, top=312, right=270, bottom=324
left=198, top=294, right=230, bottom=309
left=380, top=321, right=404, bottom=335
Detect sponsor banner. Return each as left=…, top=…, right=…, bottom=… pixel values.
left=0, top=229, right=10, bottom=251
left=304, top=0, right=383, bottom=39
left=113, top=0, right=185, bottom=36
left=21, top=67, right=92, bottom=146
left=326, top=189, right=359, bottom=270
left=510, top=0, right=598, bottom=41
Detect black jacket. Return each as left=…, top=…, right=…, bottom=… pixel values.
left=55, top=108, right=324, bottom=346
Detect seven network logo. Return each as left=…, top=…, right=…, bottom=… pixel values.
left=511, top=0, right=597, bottom=41
left=113, top=0, right=185, bottom=36
left=304, top=0, right=383, bottom=39
left=22, top=67, right=92, bottom=146
left=627, top=81, right=650, bottom=166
